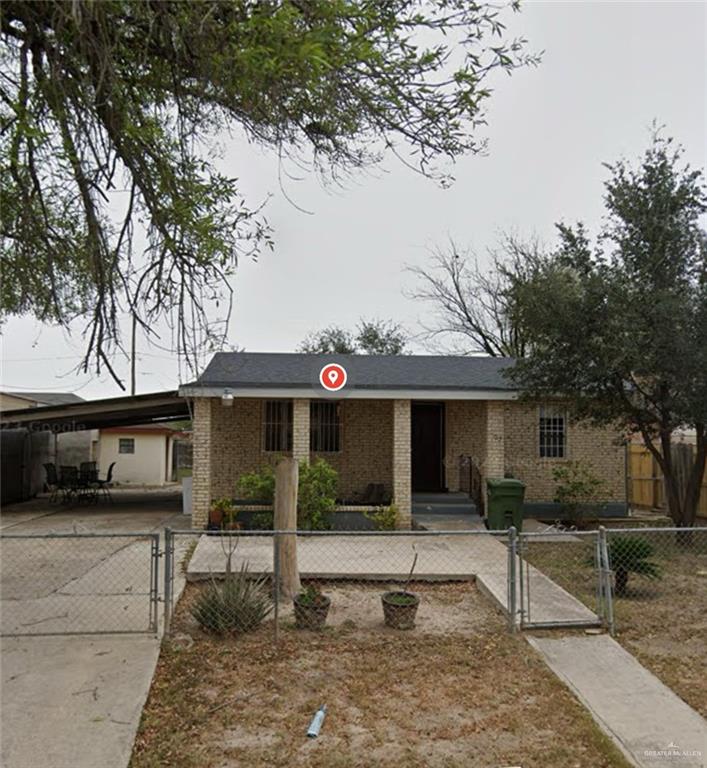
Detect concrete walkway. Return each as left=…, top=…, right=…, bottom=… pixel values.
left=0, top=495, right=187, bottom=768
left=528, top=635, right=707, bottom=768
left=187, top=530, right=600, bottom=626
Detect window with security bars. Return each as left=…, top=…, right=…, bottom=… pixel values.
left=310, top=401, right=341, bottom=452
left=539, top=406, right=566, bottom=458
left=263, top=400, right=292, bottom=452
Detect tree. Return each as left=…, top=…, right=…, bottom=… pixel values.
left=0, top=1, right=536, bottom=386
left=510, top=135, right=707, bottom=528
left=406, top=236, right=544, bottom=356
left=299, top=318, right=407, bottom=355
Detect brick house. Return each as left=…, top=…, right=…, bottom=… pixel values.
left=180, top=353, right=627, bottom=528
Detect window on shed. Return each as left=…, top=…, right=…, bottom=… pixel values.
left=118, top=437, right=135, bottom=454
left=539, top=406, right=566, bottom=458
left=263, top=400, right=292, bottom=452
left=310, top=401, right=341, bottom=452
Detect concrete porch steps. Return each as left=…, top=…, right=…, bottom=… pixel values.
left=412, top=492, right=478, bottom=517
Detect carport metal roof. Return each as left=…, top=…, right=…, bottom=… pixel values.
left=0, top=390, right=191, bottom=431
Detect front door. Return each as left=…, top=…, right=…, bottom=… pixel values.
left=411, top=402, right=445, bottom=492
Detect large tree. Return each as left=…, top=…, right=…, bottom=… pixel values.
left=407, top=236, right=544, bottom=356
left=0, top=0, right=535, bottom=386
left=299, top=318, right=407, bottom=355
left=510, top=136, right=707, bottom=527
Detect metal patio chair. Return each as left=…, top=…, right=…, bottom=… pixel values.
left=94, top=461, right=116, bottom=503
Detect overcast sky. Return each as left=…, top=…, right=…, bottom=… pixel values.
left=1, top=0, right=705, bottom=400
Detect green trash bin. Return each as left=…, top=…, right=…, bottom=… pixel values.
left=486, top=478, right=525, bottom=531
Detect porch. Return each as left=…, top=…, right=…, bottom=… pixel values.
left=189, top=396, right=507, bottom=529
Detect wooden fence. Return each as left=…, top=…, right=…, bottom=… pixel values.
left=628, top=443, right=707, bottom=519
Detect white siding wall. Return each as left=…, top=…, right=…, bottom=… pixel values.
left=98, top=432, right=168, bottom=486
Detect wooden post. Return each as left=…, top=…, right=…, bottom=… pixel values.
left=274, top=457, right=300, bottom=599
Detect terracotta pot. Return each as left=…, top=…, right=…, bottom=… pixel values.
left=208, top=506, right=224, bottom=527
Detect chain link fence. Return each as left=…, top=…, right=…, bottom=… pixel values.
left=605, top=526, right=707, bottom=628
left=7, top=524, right=697, bottom=641
left=163, top=528, right=517, bottom=641
left=0, top=532, right=160, bottom=636
left=515, top=525, right=707, bottom=635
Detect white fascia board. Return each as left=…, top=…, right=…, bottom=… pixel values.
left=179, top=386, right=518, bottom=401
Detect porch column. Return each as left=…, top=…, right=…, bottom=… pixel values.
left=292, top=398, right=310, bottom=465
left=191, top=397, right=213, bottom=528
left=483, top=401, right=505, bottom=512
left=392, top=399, right=412, bottom=529
left=485, top=401, right=505, bottom=477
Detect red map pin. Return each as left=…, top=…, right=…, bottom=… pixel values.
left=319, top=363, right=347, bottom=392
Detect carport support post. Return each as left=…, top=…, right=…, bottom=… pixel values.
left=274, top=457, right=300, bottom=599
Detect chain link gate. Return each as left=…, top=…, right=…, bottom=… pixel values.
left=0, top=531, right=160, bottom=636
left=515, top=528, right=612, bottom=631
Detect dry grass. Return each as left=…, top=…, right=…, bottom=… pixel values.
left=611, top=551, right=707, bottom=718
left=524, top=537, right=707, bottom=717
left=131, top=582, right=630, bottom=768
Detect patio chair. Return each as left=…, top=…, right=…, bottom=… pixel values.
left=79, top=462, right=99, bottom=503
left=80, top=461, right=98, bottom=482
left=59, top=465, right=80, bottom=502
left=350, top=483, right=389, bottom=506
left=43, top=462, right=64, bottom=503
left=94, top=461, right=116, bottom=503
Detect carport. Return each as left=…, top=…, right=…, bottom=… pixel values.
left=1, top=390, right=192, bottom=504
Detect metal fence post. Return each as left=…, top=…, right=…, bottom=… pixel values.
left=163, top=527, right=173, bottom=637
left=273, top=530, right=281, bottom=647
left=598, top=526, right=615, bottom=635
left=150, top=533, right=160, bottom=635
left=507, top=526, right=518, bottom=633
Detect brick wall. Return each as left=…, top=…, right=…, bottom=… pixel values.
left=312, top=399, right=393, bottom=498
left=444, top=401, right=486, bottom=491
left=192, top=397, right=395, bottom=526
left=191, top=395, right=626, bottom=528
left=503, top=402, right=625, bottom=502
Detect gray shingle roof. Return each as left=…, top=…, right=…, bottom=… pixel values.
left=6, top=391, right=85, bottom=406
left=189, top=353, right=516, bottom=392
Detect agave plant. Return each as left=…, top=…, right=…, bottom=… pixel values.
left=191, top=562, right=273, bottom=634
left=607, top=536, right=661, bottom=596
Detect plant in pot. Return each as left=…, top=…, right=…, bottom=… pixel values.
left=381, top=550, right=419, bottom=630
left=293, top=583, right=331, bottom=630
left=209, top=498, right=240, bottom=530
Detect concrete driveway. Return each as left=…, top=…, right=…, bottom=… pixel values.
left=1, top=490, right=186, bottom=768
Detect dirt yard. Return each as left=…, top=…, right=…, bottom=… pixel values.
left=131, top=582, right=630, bottom=768
left=523, top=535, right=707, bottom=718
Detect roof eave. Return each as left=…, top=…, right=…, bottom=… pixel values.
left=178, top=385, right=517, bottom=400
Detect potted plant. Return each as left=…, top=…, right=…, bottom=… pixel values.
left=294, top=584, right=331, bottom=630
left=381, top=551, right=419, bottom=630
left=209, top=498, right=240, bottom=530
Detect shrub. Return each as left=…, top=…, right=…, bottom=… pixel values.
left=249, top=511, right=274, bottom=530
left=607, top=536, right=661, bottom=596
left=190, top=562, right=273, bottom=634
left=298, top=459, right=337, bottom=530
left=237, top=464, right=276, bottom=502
left=552, top=461, right=605, bottom=525
left=365, top=503, right=398, bottom=531
left=236, top=458, right=338, bottom=531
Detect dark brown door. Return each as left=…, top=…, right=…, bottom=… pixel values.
left=411, top=402, right=445, bottom=492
